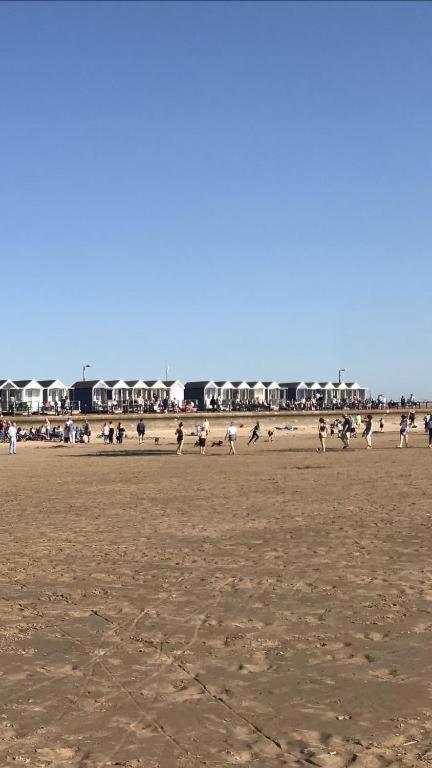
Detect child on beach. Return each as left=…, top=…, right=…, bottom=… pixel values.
left=248, top=422, right=261, bottom=446
left=363, top=414, right=373, bottom=449
left=399, top=414, right=409, bottom=448
left=317, top=417, right=328, bottom=452
left=175, top=421, right=184, bottom=455
left=379, top=417, right=384, bottom=433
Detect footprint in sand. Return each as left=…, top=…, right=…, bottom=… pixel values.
left=35, top=747, right=78, bottom=763
left=225, top=749, right=253, bottom=764
left=238, top=654, right=271, bottom=674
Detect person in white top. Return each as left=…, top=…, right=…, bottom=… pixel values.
left=66, top=417, right=75, bottom=444
left=225, top=422, right=237, bottom=454
left=8, top=422, right=17, bottom=455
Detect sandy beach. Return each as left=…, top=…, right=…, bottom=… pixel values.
left=1, top=427, right=432, bottom=767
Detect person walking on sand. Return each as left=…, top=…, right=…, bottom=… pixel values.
left=225, top=422, right=237, bottom=454
left=399, top=414, right=409, bottom=448
left=175, top=421, right=184, bottom=455
left=340, top=414, right=353, bottom=449
left=83, top=420, right=92, bottom=443
left=379, top=417, right=384, bottom=433
left=427, top=413, right=432, bottom=448
left=317, top=417, right=328, bottom=452
left=66, top=417, right=75, bottom=444
left=102, top=421, right=109, bottom=444
left=108, top=421, right=115, bottom=445
left=136, top=418, right=146, bottom=444
left=363, top=414, right=373, bottom=449
left=8, top=421, right=17, bottom=455
left=198, top=419, right=209, bottom=455
left=248, top=421, right=261, bottom=446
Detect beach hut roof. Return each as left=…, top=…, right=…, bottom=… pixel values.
left=306, top=382, right=321, bottom=389
left=185, top=381, right=217, bottom=388
left=263, top=381, right=280, bottom=388
left=71, top=380, right=109, bottom=390
left=164, top=380, right=184, bottom=388
left=319, top=382, right=335, bottom=389
left=105, top=379, right=129, bottom=389
left=126, top=379, right=148, bottom=388
left=348, top=382, right=361, bottom=389
left=38, top=379, right=68, bottom=389
left=231, top=381, right=250, bottom=389
left=13, top=379, right=42, bottom=389
left=279, top=381, right=306, bottom=389
left=0, top=379, right=19, bottom=389
left=215, top=380, right=234, bottom=388
left=336, top=381, right=348, bottom=389
left=247, top=381, right=264, bottom=388
left=145, top=380, right=167, bottom=389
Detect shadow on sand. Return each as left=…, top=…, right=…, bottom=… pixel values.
left=67, top=449, right=175, bottom=458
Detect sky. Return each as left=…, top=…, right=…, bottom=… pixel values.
left=1, top=1, right=431, bottom=395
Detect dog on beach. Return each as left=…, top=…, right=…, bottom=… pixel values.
left=154, top=437, right=160, bottom=445
left=211, top=440, right=223, bottom=447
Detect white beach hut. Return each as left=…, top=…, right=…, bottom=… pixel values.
left=232, top=381, right=251, bottom=403
left=215, top=381, right=235, bottom=407
left=126, top=380, right=149, bottom=404
left=263, top=381, right=281, bottom=405
left=13, top=379, right=44, bottom=413
left=247, top=381, right=266, bottom=404
left=146, top=380, right=169, bottom=403
left=319, top=382, right=337, bottom=405
left=38, top=379, right=69, bottom=407
left=0, top=379, right=19, bottom=412
left=106, top=380, right=130, bottom=409
left=164, top=380, right=185, bottom=407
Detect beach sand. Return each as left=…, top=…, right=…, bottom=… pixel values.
left=1, top=428, right=432, bottom=767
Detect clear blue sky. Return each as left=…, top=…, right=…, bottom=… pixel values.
left=1, top=1, right=431, bottom=395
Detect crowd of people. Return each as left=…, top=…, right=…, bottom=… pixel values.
left=3, top=410, right=432, bottom=456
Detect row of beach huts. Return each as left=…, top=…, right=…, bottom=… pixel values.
left=0, top=378, right=367, bottom=413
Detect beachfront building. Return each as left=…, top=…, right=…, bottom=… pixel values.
left=319, top=382, right=337, bottom=405
left=232, top=381, right=251, bottom=403
left=279, top=382, right=308, bottom=403
left=335, top=382, right=350, bottom=402
left=263, top=381, right=281, bottom=406
left=106, top=380, right=130, bottom=409
left=146, top=380, right=168, bottom=403
left=70, top=380, right=109, bottom=412
left=215, top=381, right=235, bottom=407
left=13, top=379, right=44, bottom=412
left=126, top=380, right=148, bottom=405
left=247, top=381, right=266, bottom=404
left=38, top=379, right=69, bottom=407
left=348, top=382, right=367, bottom=401
left=164, top=380, right=185, bottom=407
left=184, top=381, right=218, bottom=410
left=0, top=379, right=19, bottom=412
